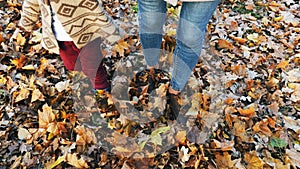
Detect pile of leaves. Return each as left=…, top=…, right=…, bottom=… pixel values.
left=0, top=0, right=299, bottom=168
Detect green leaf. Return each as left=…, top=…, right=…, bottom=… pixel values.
left=149, top=126, right=170, bottom=146
left=269, top=137, right=288, bottom=148
left=150, top=126, right=170, bottom=137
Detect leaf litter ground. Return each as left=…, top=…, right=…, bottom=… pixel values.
left=0, top=0, right=300, bottom=168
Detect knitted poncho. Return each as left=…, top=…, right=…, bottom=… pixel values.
left=19, top=0, right=122, bottom=54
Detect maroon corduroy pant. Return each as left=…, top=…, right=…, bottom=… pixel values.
left=57, top=38, right=109, bottom=90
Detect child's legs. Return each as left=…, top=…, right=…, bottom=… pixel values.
left=78, top=38, right=109, bottom=90
left=58, top=41, right=81, bottom=71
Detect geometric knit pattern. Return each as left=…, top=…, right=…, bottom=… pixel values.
left=19, top=0, right=122, bottom=54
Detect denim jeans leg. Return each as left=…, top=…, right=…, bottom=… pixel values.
left=138, top=0, right=167, bottom=67
left=170, top=0, right=220, bottom=92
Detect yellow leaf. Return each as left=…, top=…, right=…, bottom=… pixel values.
left=167, top=29, right=176, bottom=36
left=66, top=153, right=89, bottom=169
left=247, top=33, right=259, bottom=43
left=22, top=64, right=35, bottom=70
left=44, top=155, right=66, bottom=169
left=244, top=151, right=264, bottom=169
left=15, top=87, right=30, bottom=102
left=38, top=104, right=56, bottom=128
left=274, top=16, right=283, bottom=22
left=31, top=88, right=45, bottom=102
left=16, top=32, right=26, bottom=46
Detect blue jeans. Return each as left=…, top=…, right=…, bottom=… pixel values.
left=138, top=0, right=220, bottom=92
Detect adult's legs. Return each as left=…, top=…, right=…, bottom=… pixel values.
left=169, top=0, right=220, bottom=92
left=138, top=0, right=167, bottom=67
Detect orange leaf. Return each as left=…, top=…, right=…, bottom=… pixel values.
left=225, top=98, right=234, bottom=105
left=229, top=35, right=247, bottom=44
left=175, top=130, right=186, bottom=145
left=217, top=39, right=234, bottom=50
left=0, top=33, right=4, bottom=43
left=238, top=107, right=256, bottom=118
left=276, top=60, right=289, bottom=70
left=211, top=139, right=234, bottom=151
left=11, top=54, right=27, bottom=69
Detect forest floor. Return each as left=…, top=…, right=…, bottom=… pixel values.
left=0, top=0, right=299, bottom=168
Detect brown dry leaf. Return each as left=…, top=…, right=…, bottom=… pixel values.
left=211, top=139, right=234, bottom=151
left=282, top=115, right=300, bottom=133
left=217, top=39, right=234, bottom=50
left=233, top=119, right=249, bottom=142
left=15, top=87, right=30, bottom=102
left=10, top=156, right=22, bottom=169
left=74, top=126, right=97, bottom=146
left=11, top=54, right=27, bottom=69
left=238, top=107, right=256, bottom=118
left=113, top=39, right=130, bottom=56
left=31, top=88, right=45, bottom=102
left=38, top=104, right=56, bottom=128
left=252, top=119, right=272, bottom=136
left=286, top=149, right=300, bottom=168
left=266, top=77, right=279, bottom=88
left=215, top=152, right=235, bottom=169
left=244, top=151, right=264, bottom=169
left=0, top=33, right=4, bottom=43
left=66, top=153, right=89, bottom=169
left=47, top=122, right=67, bottom=140
left=231, top=64, right=247, bottom=76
